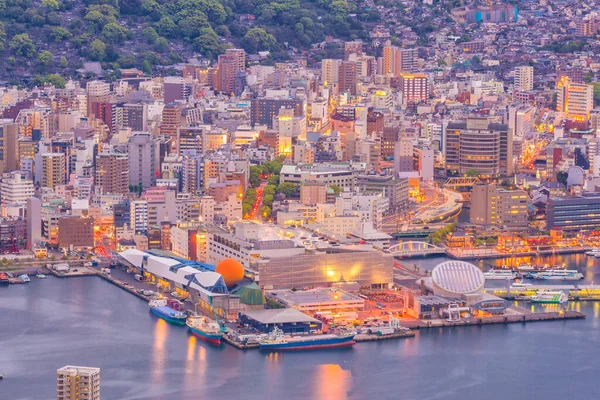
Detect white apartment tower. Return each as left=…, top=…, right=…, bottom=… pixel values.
left=514, top=66, right=533, bottom=92
left=57, top=365, right=100, bottom=400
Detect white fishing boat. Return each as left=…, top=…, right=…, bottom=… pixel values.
left=483, top=270, right=518, bottom=280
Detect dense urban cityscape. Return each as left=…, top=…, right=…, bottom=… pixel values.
left=2, top=0, right=600, bottom=399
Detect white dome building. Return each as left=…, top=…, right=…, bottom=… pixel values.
left=431, top=260, right=485, bottom=298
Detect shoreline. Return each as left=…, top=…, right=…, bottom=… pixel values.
left=4, top=268, right=589, bottom=351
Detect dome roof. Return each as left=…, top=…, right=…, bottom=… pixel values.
left=431, top=260, right=484, bottom=296
left=215, top=258, right=245, bottom=288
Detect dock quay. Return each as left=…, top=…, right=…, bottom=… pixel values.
left=400, top=310, right=585, bottom=330
left=97, top=272, right=151, bottom=302
left=447, top=247, right=589, bottom=260
left=49, top=266, right=99, bottom=278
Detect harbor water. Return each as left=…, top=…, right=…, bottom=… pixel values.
left=2, top=253, right=600, bottom=400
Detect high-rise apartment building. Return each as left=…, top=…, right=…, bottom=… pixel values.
left=514, top=66, right=534, bottom=92
left=128, top=132, right=156, bottom=190
left=123, top=103, right=148, bottom=132
left=0, top=122, right=18, bottom=172
left=41, top=153, right=66, bottom=189
left=96, top=150, right=129, bottom=195
left=160, top=103, right=183, bottom=138
left=382, top=45, right=418, bottom=76
left=57, top=365, right=100, bottom=400
left=216, top=49, right=246, bottom=94
left=0, top=172, right=34, bottom=204
left=444, top=118, right=513, bottom=177
left=398, top=73, right=430, bottom=105
left=556, top=76, right=594, bottom=121
left=321, top=59, right=341, bottom=85
left=130, top=200, right=149, bottom=235
left=470, top=183, right=528, bottom=227
left=86, top=81, right=111, bottom=117
left=177, top=125, right=210, bottom=155
left=338, top=61, right=358, bottom=95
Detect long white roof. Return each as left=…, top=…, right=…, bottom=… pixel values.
left=119, top=249, right=227, bottom=295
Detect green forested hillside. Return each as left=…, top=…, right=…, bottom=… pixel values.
left=0, top=0, right=377, bottom=84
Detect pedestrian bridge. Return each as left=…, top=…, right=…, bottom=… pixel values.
left=386, top=241, right=446, bottom=257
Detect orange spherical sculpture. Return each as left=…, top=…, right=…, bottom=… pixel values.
left=215, top=258, right=245, bottom=287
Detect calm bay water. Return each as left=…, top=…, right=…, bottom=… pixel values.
left=2, top=254, right=600, bottom=400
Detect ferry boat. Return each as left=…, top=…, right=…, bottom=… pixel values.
left=483, top=270, right=518, bottom=280
left=529, top=291, right=569, bottom=304
left=187, top=316, right=224, bottom=345
left=510, top=281, right=533, bottom=289
left=516, top=264, right=535, bottom=271
left=148, top=299, right=187, bottom=325
left=532, top=270, right=583, bottom=281
left=18, top=274, right=30, bottom=283
left=259, top=327, right=355, bottom=351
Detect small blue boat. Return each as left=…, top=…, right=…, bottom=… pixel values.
left=149, top=299, right=187, bottom=325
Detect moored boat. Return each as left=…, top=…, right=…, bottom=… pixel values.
left=187, top=316, right=224, bottom=344
left=148, top=299, right=187, bottom=325
left=35, top=274, right=47, bottom=279
left=259, top=327, right=355, bottom=351
left=0, top=273, right=9, bottom=284
left=483, top=270, right=518, bottom=280
left=529, top=291, right=569, bottom=304
left=532, top=270, right=583, bottom=281
left=18, top=274, right=30, bottom=283
left=516, top=264, right=535, bottom=271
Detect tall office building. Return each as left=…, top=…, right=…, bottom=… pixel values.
left=514, top=66, right=534, bottom=92
left=163, top=76, right=188, bottom=104
left=556, top=76, right=594, bottom=121
left=128, top=132, right=156, bottom=190
left=26, top=197, right=41, bottom=250
left=444, top=118, right=513, bottom=177
left=321, top=59, right=341, bottom=85
left=216, top=49, right=246, bottom=94
left=96, top=150, right=129, bottom=195
left=250, top=99, right=304, bottom=128
left=0, top=123, right=18, bottom=172
left=57, top=365, right=100, bottom=400
left=398, top=73, right=430, bottom=105
left=382, top=44, right=418, bottom=76
left=41, top=153, right=65, bottom=189
left=471, top=183, right=528, bottom=227
left=338, top=61, right=358, bottom=95
left=159, top=102, right=182, bottom=138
